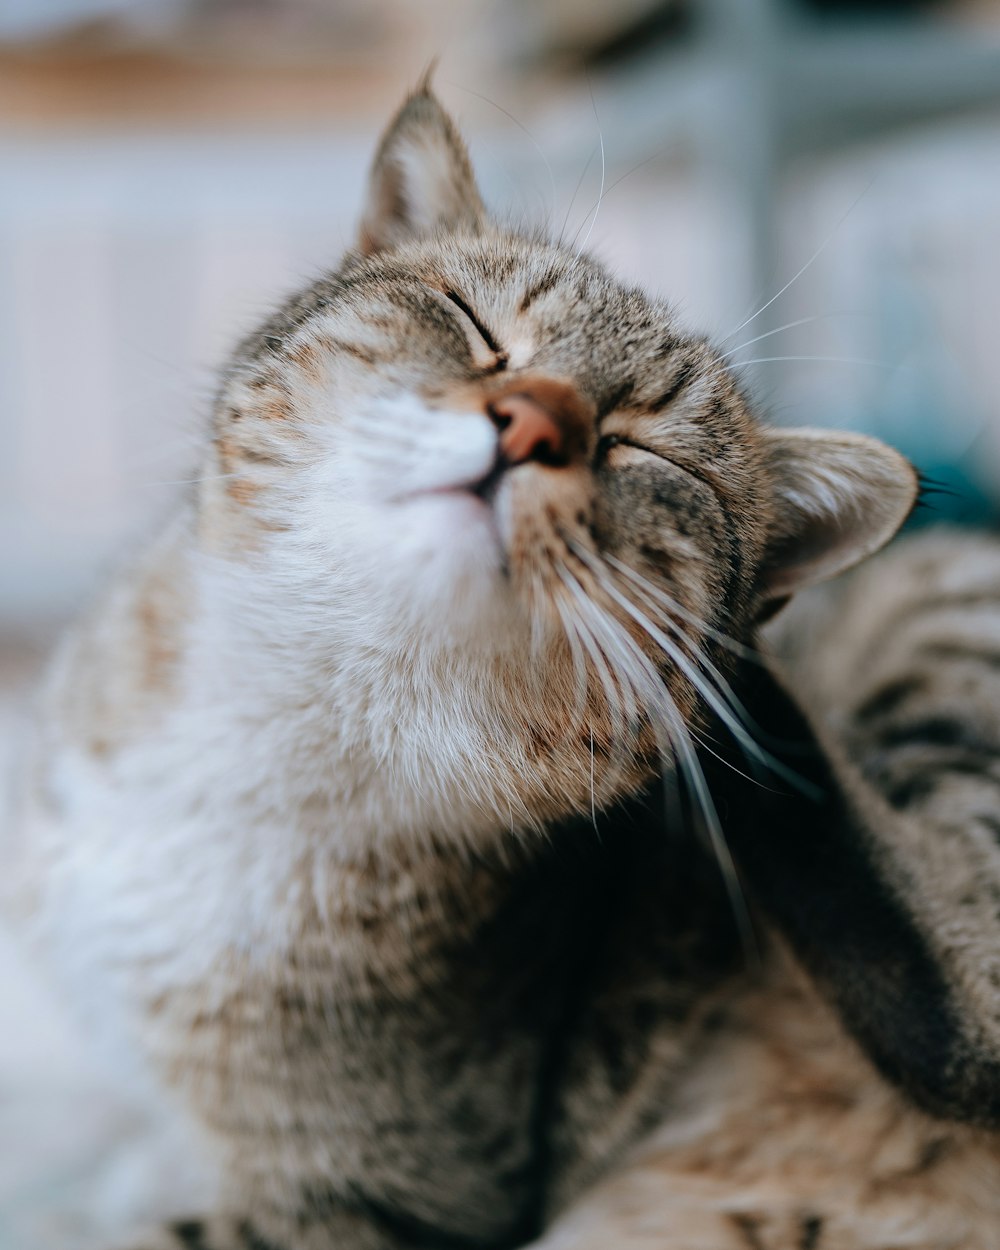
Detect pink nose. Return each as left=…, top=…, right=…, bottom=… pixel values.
left=492, top=394, right=565, bottom=466
left=487, top=379, right=590, bottom=468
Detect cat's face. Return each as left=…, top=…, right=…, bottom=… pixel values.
left=203, top=86, right=916, bottom=786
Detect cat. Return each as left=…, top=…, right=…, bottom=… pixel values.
left=5, top=81, right=1000, bottom=1250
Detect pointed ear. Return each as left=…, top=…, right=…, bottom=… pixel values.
left=359, top=84, right=485, bottom=256
left=760, top=428, right=918, bottom=602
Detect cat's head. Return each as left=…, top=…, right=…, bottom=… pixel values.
left=202, top=85, right=916, bottom=815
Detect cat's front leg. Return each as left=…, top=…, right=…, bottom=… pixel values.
left=110, top=1204, right=409, bottom=1250
left=709, top=658, right=1000, bottom=1129
left=522, top=957, right=1000, bottom=1250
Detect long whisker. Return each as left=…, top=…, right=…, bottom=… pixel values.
left=551, top=592, right=595, bottom=742
left=689, top=725, right=786, bottom=794
left=560, top=143, right=598, bottom=245
left=568, top=153, right=661, bottom=253
left=736, top=355, right=893, bottom=370
left=593, top=566, right=766, bottom=768
left=555, top=545, right=762, bottom=963
left=726, top=179, right=875, bottom=339
left=606, top=555, right=765, bottom=665
left=587, top=550, right=819, bottom=798
left=666, top=717, right=760, bottom=967
left=583, top=596, right=761, bottom=966
left=529, top=568, right=552, bottom=663
left=605, top=558, right=766, bottom=711
left=547, top=572, right=601, bottom=824
left=557, top=562, right=649, bottom=796
left=574, top=82, right=606, bottom=259
left=449, top=83, right=558, bottom=227
left=721, top=314, right=835, bottom=360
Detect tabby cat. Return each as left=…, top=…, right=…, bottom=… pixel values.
left=7, top=84, right=1000, bottom=1250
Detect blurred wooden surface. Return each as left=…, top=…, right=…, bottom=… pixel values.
left=0, top=50, right=426, bottom=130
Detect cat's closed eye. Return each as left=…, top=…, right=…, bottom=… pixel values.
left=597, top=433, right=670, bottom=466
left=442, top=288, right=507, bottom=372
left=596, top=433, right=623, bottom=461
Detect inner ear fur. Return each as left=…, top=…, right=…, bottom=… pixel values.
left=359, top=82, right=485, bottom=256
left=760, top=427, right=919, bottom=603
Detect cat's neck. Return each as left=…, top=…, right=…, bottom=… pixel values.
left=53, top=511, right=607, bottom=861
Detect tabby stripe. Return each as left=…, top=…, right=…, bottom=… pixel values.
left=597, top=380, right=635, bottom=420
left=920, top=640, right=1000, bottom=670
left=800, top=1214, right=824, bottom=1249
left=638, top=358, right=698, bottom=414
left=880, top=588, right=1000, bottom=640
left=729, top=1213, right=766, bottom=1250
left=882, top=757, right=1000, bottom=811
left=977, top=814, right=1000, bottom=844
left=853, top=675, right=927, bottom=726
left=519, top=270, right=560, bottom=312
left=238, top=1220, right=283, bottom=1250
left=710, top=661, right=1000, bottom=1126
left=170, top=1222, right=209, bottom=1250
left=315, top=338, right=380, bottom=367
left=873, top=715, right=999, bottom=755
left=333, top=1185, right=524, bottom=1250
left=714, top=492, right=744, bottom=626
left=442, top=290, right=502, bottom=357
left=919, top=589, right=1000, bottom=612
left=701, top=393, right=745, bottom=625
left=865, top=711, right=1000, bottom=809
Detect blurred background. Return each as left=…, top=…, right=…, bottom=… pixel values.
left=1, top=0, right=1000, bottom=1244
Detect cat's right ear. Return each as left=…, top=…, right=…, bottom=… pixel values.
left=359, top=82, right=486, bottom=256
left=757, top=427, right=918, bottom=608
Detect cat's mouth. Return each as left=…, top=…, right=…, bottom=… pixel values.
left=468, top=451, right=507, bottom=505
left=399, top=448, right=508, bottom=511
left=389, top=449, right=511, bottom=560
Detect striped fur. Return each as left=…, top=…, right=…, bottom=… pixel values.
left=765, top=529, right=1000, bottom=1124
left=7, top=88, right=999, bottom=1250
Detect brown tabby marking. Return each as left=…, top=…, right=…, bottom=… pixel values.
left=15, top=83, right=991, bottom=1250
left=535, top=955, right=1000, bottom=1249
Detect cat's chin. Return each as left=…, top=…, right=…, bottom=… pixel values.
left=398, top=488, right=503, bottom=564
left=360, top=488, right=528, bottom=651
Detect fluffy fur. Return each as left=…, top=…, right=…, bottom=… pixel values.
left=6, top=85, right=999, bottom=1250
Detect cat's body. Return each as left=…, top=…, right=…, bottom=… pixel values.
left=6, top=87, right=1000, bottom=1248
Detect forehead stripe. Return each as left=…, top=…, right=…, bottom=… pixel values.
left=519, top=270, right=561, bottom=313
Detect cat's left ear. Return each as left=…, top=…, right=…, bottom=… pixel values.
left=359, top=81, right=485, bottom=256
left=759, top=428, right=918, bottom=605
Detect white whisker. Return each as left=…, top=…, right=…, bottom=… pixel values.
left=568, top=153, right=661, bottom=254
left=571, top=545, right=757, bottom=752
left=600, top=554, right=822, bottom=798
left=552, top=599, right=590, bottom=728
left=606, top=555, right=764, bottom=664
left=727, top=179, right=875, bottom=339
left=585, top=595, right=761, bottom=967
left=556, top=563, right=642, bottom=795
left=449, top=84, right=557, bottom=228
left=721, top=314, right=834, bottom=360
left=737, top=355, right=892, bottom=370
left=574, top=84, right=606, bottom=259
left=560, top=143, right=598, bottom=245
left=549, top=542, right=761, bottom=962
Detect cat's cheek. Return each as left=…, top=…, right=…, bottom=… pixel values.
left=492, top=468, right=590, bottom=567
left=492, top=485, right=516, bottom=552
